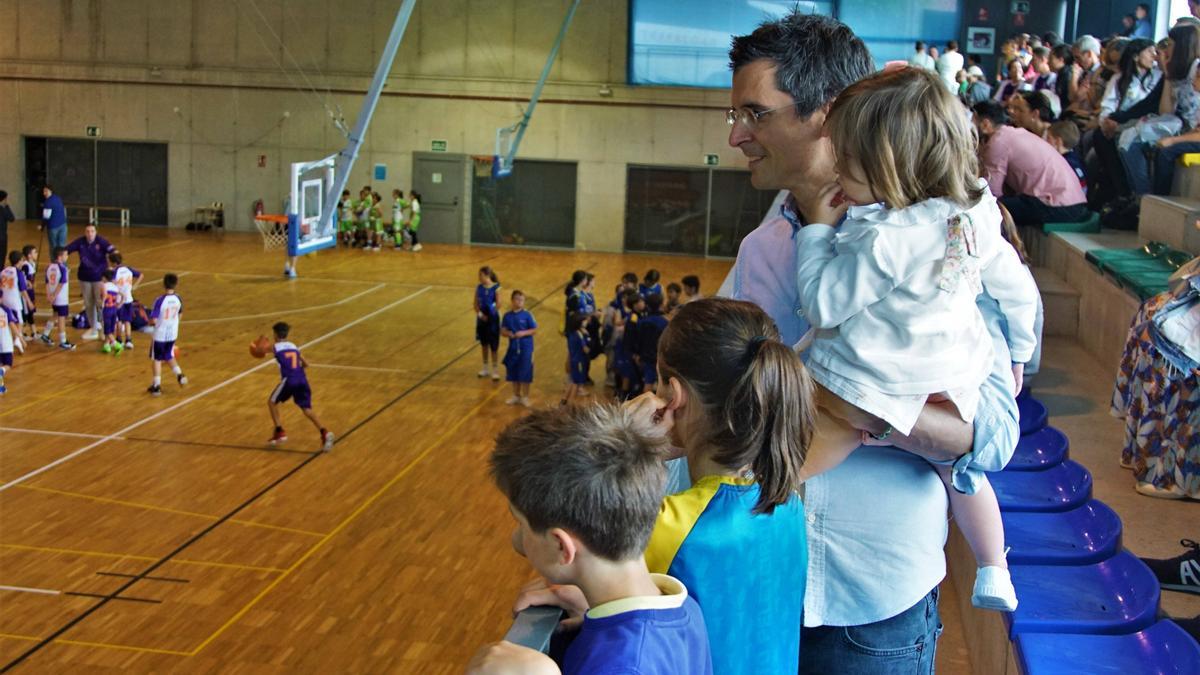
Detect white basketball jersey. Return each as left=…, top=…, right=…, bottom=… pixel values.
left=0, top=267, right=21, bottom=310
left=45, top=262, right=69, bottom=306
left=115, top=266, right=136, bottom=304
left=152, top=293, right=183, bottom=342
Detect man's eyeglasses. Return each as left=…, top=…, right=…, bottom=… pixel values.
left=725, top=103, right=796, bottom=130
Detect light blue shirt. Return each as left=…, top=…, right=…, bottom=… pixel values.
left=718, top=210, right=1022, bottom=627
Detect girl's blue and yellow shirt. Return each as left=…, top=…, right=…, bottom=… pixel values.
left=645, top=475, right=806, bottom=675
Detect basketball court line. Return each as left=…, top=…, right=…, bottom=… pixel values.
left=135, top=266, right=475, bottom=290
left=0, top=586, right=59, bottom=596
left=0, top=632, right=193, bottom=657
left=0, top=426, right=313, bottom=457
left=0, top=277, right=579, bottom=666
left=14, top=485, right=328, bottom=538
left=0, top=285, right=431, bottom=494
left=0, top=544, right=285, bottom=574
left=181, top=283, right=384, bottom=324
left=115, top=240, right=196, bottom=256
left=305, top=362, right=415, bottom=375
left=0, top=427, right=120, bottom=441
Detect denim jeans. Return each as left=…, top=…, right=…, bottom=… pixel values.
left=47, top=226, right=67, bottom=250
left=1153, top=141, right=1200, bottom=195
left=1119, top=140, right=1153, bottom=196
left=999, top=195, right=1090, bottom=229
left=800, top=587, right=942, bottom=675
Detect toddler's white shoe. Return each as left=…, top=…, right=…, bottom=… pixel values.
left=505, top=396, right=521, bottom=405
left=478, top=368, right=489, bottom=378
left=972, top=566, right=1018, bottom=611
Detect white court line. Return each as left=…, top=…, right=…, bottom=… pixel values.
left=136, top=267, right=473, bottom=290
left=117, top=240, right=195, bottom=255
left=182, top=284, right=384, bottom=324
left=306, top=362, right=415, bottom=375
left=0, top=585, right=61, bottom=596
left=0, top=285, right=432, bottom=493
left=0, top=427, right=123, bottom=441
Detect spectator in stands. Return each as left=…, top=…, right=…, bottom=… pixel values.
left=1043, top=31, right=1063, bottom=47
left=1133, top=3, right=1154, bottom=39
left=997, top=39, right=1019, bottom=83
left=40, top=184, right=67, bottom=250
left=1008, top=90, right=1059, bottom=139
left=1092, top=38, right=1162, bottom=204
left=1029, top=46, right=1056, bottom=91
left=1066, top=35, right=1103, bottom=123
left=65, top=224, right=115, bottom=341
left=1121, top=13, right=1138, bottom=38
left=973, top=100, right=1090, bottom=227
left=1047, top=121, right=1088, bottom=194
left=1050, top=44, right=1075, bottom=110
left=908, top=40, right=935, bottom=70
left=722, top=12, right=1020, bottom=673
left=962, top=65, right=993, bottom=107
left=469, top=405, right=713, bottom=675
left=994, top=60, right=1029, bottom=102
left=0, top=191, right=12, bottom=262
left=936, top=40, right=964, bottom=94
left=1123, top=24, right=1200, bottom=195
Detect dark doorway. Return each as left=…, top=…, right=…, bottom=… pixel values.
left=23, top=137, right=169, bottom=225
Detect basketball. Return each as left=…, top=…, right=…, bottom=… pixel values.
left=249, top=335, right=272, bottom=359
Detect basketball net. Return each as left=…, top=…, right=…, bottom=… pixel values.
left=254, top=216, right=289, bottom=251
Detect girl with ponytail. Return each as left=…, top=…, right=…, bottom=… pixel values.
left=638, top=297, right=815, bottom=675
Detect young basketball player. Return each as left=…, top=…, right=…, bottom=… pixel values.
left=109, top=252, right=142, bottom=349
left=338, top=189, right=354, bottom=247
left=369, top=191, right=384, bottom=251
left=0, top=305, right=11, bottom=395
left=267, top=321, right=334, bottom=451
left=147, top=274, right=187, bottom=396
left=1, top=251, right=27, bottom=354
left=40, top=247, right=75, bottom=350
left=100, top=269, right=123, bottom=354
left=501, top=290, right=537, bottom=406
left=19, top=245, right=37, bottom=341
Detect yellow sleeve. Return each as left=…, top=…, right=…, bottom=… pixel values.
left=644, top=480, right=719, bottom=574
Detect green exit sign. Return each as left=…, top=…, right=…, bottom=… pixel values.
left=431, top=139, right=448, bottom=152
left=86, top=126, right=102, bottom=138
left=704, top=153, right=719, bottom=166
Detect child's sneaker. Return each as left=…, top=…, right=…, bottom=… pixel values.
left=1141, top=539, right=1200, bottom=595
left=412, top=243, right=423, bottom=252
left=112, top=342, right=124, bottom=355
left=321, top=430, right=335, bottom=451
left=491, top=370, right=501, bottom=382
left=102, top=343, right=112, bottom=354
left=972, top=566, right=1018, bottom=611
left=147, top=384, right=162, bottom=396
left=14, top=339, right=24, bottom=355
left=269, top=428, right=288, bottom=445
left=505, top=396, right=521, bottom=405
left=59, top=341, right=76, bottom=351
left=39, top=334, right=52, bottom=345
left=177, top=373, right=188, bottom=386
left=478, top=368, right=490, bottom=378
left=124, top=340, right=134, bottom=349
left=0, top=384, right=6, bottom=395
left=82, top=329, right=99, bottom=341
left=520, top=396, right=533, bottom=408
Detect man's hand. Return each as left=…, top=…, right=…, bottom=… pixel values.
left=466, top=641, right=559, bottom=675
left=810, top=182, right=851, bottom=226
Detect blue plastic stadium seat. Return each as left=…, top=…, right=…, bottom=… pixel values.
left=1006, top=426, right=1070, bottom=471
left=993, top=459, right=1093, bottom=512
left=1013, top=620, right=1200, bottom=674
left=1003, top=500, right=1122, bottom=565
left=1019, top=396, right=1049, bottom=435
left=1005, top=550, right=1160, bottom=637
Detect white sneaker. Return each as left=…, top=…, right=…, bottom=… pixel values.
left=412, top=243, right=423, bottom=252
left=14, top=338, right=24, bottom=355
left=478, top=368, right=490, bottom=378
left=491, top=370, right=501, bottom=382
left=82, top=329, right=99, bottom=341
left=972, top=566, right=1018, bottom=611
left=505, top=396, right=521, bottom=405
left=519, top=396, right=532, bottom=408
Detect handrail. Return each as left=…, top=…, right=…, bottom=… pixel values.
left=502, top=606, right=563, bottom=653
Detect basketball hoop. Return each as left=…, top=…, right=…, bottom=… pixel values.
left=254, top=214, right=289, bottom=251
left=473, top=155, right=495, bottom=178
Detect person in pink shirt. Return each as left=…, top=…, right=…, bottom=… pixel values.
left=972, top=100, right=1089, bottom=228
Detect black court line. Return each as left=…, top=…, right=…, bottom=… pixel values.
left=62, top=591, right=161, bottom=605
left=121, top=435, right=315, bottom=456
left=0, top=272, right=586, bottom=671
left=95, top=572, right=189, bottom=584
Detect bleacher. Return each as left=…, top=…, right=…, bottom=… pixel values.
left=946, top=389, right=1200, bottom=675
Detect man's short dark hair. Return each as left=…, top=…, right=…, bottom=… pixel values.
left=1137, top=3, right=1150, bottom=13
left=53, top=246, right=66, bottom=258
left=163, top=273, right=178, bottom=290
left=729, top=13, right=874, bottom=119
left=0, top=190, right=7, bottom=201
left=1042, top=31, right=1062, bottom=46
left=947, top=40, right=959, bottom=51
left=1022, top=91, right=1056, bottom=122
left=490, top=405, right=667, bottom=562
left=915, top=40, right=925, bottom=50
left=973, top=100, right=1009, bottom=126
left=681, top=274, right=700, bottom=292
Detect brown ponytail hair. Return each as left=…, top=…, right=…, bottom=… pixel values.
left=657, top=298, right=815, bottom=514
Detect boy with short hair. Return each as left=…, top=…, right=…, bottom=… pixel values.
left=1, top=251, right=27, bottom=354
left=100, top=269, right=123, bottom=354
left=40, top=247, right=75, bottom=350
left=1048, top=120, right=1086, bottom=194
left=109, top=252, right=142, bottom=350
left=664, top=282, right=682, bottom=314
left=635, top=293, right=669, bottom=390
left=147, top=274, right=187, bottom=395
left=681, top=275, right=702, bottom=304
left=19, top=245, right=37, bottom=341
left=469, top=404, right=712, bottom=675
left=0, top=305, right=11, bottom=394
left=338, top=189, right=354, bottom=247
left=267, top=321, right=334, bottom=450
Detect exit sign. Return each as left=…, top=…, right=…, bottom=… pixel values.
left=86, top=126, right=102, bottom=138
left=431, top=139, right=448, bottom=152
left=704, top=154, right=719, bottom=166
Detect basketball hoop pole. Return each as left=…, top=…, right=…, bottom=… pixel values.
left=286, top=0, right=417, bottom=275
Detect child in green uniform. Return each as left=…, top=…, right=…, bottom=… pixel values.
left=405, top=190, right=422, bottom=252
left=338, top=190, right=354, bottom=247
left=390, top=189, right=409, bottom=250
left=368, top=191, right=383, bottom=251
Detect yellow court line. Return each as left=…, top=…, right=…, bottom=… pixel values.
left=0, top=543, right=286, bottom=574
left=0, top=632, right=192, bottom=656
left=188, top=384, right=509, bottom=655
left=16, top=484, right=328, bottom=538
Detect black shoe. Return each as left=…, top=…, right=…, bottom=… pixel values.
left=148, top=384, right=162, bottom=396
left=1141, top=539, right=1200, bottom=595
left=1170, top=615, right=1200, bottom=643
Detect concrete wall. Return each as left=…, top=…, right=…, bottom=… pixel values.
left=0, top=0, right=742, bottom=251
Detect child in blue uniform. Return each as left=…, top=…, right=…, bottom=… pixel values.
left=618, top=290, right=645, bottom=398
left=501, top=290, right=537, bottom=407
left=636, top=293, right=669, bottom=388
left=474, top=266, right=501, bottom=381
left=267, top=321, right=334, bottom=451
left=637, top=298, right=814, bottom=675
left=560, top=312, right=590, bottom=406
left=639, top=268, right=662, bottom=299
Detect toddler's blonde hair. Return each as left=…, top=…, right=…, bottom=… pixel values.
left=826, top=67, right=985, bottom=210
